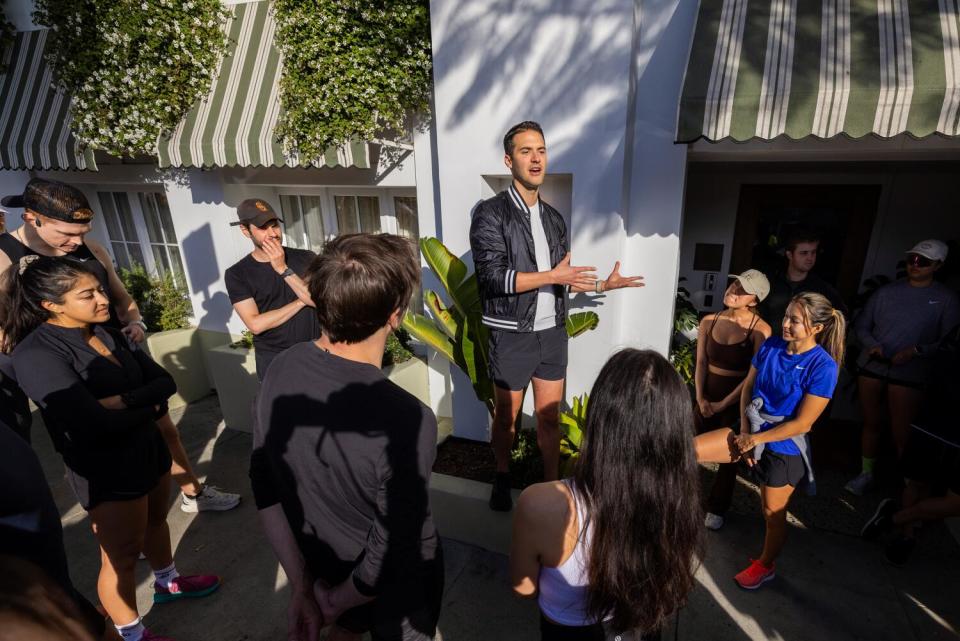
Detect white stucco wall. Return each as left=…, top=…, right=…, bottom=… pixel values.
left=679, top=162, right=960, bottom=312
left=426, top=0, right=697, bottom=439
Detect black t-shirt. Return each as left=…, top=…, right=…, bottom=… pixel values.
left=250, top=342, right=439, bottom=602
left=224, top=248, right=320, bottom=354
left=759, top=270, right=848, bottom=329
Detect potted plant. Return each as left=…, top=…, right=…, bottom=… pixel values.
left=120, top=265, right=208, bottom=408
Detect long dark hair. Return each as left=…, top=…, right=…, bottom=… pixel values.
left=574, top=349, right=704, bottom=633
left=0, top=256, right=96, bottom=352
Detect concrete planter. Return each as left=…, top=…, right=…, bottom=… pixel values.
left=383, top=357, right=430, bottom=407
left=208, top=343, right=259, bottom=433
left=142, top=327, right=211, bottom=409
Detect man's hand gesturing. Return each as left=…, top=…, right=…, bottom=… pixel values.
left=551, top=253, right=596, bottom=289
left=601, top=261, right=644, bottom=291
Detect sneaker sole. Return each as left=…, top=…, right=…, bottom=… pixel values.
left=861, top=498, right=894, bottom=539
left=180, top=499, right=241, bottom=514
left=153, top=580, right=221, bottom=604
left=735, top=571, right=775, bottom=590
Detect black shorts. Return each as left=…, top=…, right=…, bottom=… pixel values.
left=746, top=449, right=805, bottom=488
left=857, top=367, right=925, bottom=390
left=489, top=326, right=568, bottom=391
left=902, top=425, right=960, bottom=495
left=65, top=429, right=172, bottom=510
left=539, top=614, right=660, bottom=641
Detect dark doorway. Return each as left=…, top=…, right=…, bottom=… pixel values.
left=729, top=184, right=882, bottom=302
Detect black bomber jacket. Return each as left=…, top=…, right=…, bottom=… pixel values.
left=469, top=183, right=569, bottom=332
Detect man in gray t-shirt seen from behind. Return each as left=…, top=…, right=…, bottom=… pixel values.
left=251, top=233, right=442, bottom=641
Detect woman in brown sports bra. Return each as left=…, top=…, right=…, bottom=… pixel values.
left=694, top=270, right=772, bottom=531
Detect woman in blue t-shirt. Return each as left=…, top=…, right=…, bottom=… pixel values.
left=696, top=292, right=845, bottom=590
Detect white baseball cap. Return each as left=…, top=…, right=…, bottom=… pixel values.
left=728, top=269, right=771, bottom=302
left=907, top=239, right=948, bottom=262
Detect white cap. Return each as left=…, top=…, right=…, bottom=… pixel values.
left=907, top=239, right=948, bottom=262
left=728, top=269, right=771, bottom=302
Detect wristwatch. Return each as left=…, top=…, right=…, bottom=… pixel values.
left=280, top=267, right=295, bottom=278
left=128, top=319, right=148, bottom=332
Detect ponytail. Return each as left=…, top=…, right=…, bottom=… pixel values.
left=0, top=256, right=94, bottom=352
left=789, top=292, right=846, bottom=365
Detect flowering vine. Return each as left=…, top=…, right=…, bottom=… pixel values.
left=33, top=0, right=228, bottom=157
left=272, top=0, right=432, bottom=160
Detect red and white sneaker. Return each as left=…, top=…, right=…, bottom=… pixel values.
left=153, top=574, right=221, bottom=604
left=734, top=559, right=775, bottom=590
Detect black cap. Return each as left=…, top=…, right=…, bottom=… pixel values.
left=1, top=178, right=94, bottom=223
left=230, top=198, right=283, bottom=227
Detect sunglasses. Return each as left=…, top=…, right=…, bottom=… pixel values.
left=906, top=253, right=934, bottom=268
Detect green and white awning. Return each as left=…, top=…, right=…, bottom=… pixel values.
left=158, top=0, right=369, bottom=169
left=0, top=29, right=96, bottom=171
left=677, top=0, right=960, bottom=142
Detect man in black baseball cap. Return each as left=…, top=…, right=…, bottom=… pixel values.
left=224, top=198, right=318, bottom=380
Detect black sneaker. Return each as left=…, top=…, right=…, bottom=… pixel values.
left=885, top=537, right=916, bottom=566
left=861, top=498, right=897, bottom=540
left=489, top=472, right=513, bottom=512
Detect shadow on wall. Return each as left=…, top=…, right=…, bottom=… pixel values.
left=432, top=0, right=643, bottom=244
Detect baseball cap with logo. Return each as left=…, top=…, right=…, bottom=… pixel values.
left=1, top=178, right=94, bottom=223
left=230, top=198, right=283, bottom=228
left=906, top=239, right=948, bottom=262
left=728, top=269, right=771, bottom=302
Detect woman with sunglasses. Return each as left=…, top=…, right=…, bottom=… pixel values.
left=694, top=270, right=772, bottom=530
left=3, top=256, right=219, bottom=641
left=846, top=240, right=960, bottom=496
left=510, top=349, right=703, bottom=640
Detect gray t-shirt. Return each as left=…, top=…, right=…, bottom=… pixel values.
left=250, top=342, right=440, bottom=600
left=856, top=280, right=960, bottom=383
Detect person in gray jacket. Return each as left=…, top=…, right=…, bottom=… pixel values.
left=846, top=239, right=960, bottom=496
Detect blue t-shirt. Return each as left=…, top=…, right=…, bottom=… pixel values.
left=751, top=337, right=838, bottom=455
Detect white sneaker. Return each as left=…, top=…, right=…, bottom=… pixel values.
left=704, top=512, right=725, bottom=530
left=845, top=472, right=874, bottom=496
left=181, top=485, right=241, bottom=513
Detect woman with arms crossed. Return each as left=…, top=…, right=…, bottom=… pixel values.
left=510, top=349, right=703, bottom=640
left=697, top=292, right=845, bottom=589
left=4, top=257, right=219, bottom=641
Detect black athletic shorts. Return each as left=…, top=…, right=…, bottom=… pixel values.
left=747, top=449, right=805, bottom=488
left=902, top=425, right=960, bottom=495
left=488, top=325, right=568, bottom=391
left=539, top=614, right=660, bottom=641
left=857, top=367, right=925, bottom=390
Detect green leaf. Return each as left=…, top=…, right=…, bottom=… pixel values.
left=420, top=237, right=469, bottom=314
left=401, top=312, right=455, bottom=365
left=566, top=312, right=599, bottom=338
left=424, top=290, right=460, bottom=339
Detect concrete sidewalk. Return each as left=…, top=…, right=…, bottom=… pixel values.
left=34, top=396, right=960, bottom=640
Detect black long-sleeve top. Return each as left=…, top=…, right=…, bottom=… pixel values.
left=12, top=323, right=175, bottom=474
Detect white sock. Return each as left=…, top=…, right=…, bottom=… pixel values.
left=153, top=562, right=180, bottom=589
left=115, top=617, right=145, bottom=641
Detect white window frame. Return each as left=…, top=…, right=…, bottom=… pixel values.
left=274, top=187, right=418, bottom=242
left=92, top=186, right=191, bottom=291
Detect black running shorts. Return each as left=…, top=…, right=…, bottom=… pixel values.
left=747, top=449, right=805, bottom=488
left=488, top=325, right=568, bottom=391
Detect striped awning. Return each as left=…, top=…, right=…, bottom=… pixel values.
left=0, top=30, right=96, bottom=171
left=677, top=0, right=960, bottom=143
left=158, top=0, right=369, bottom=169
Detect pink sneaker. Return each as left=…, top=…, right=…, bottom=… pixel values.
left=734, top=559, right=775, bottom=590
left=153, top=574, right=221, bottom=604
left=143, top=630, right=175, bottom=641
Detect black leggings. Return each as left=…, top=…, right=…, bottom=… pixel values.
left=540, top=614, right=661, bottom=641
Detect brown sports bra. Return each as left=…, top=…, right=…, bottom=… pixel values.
left=705, top=312, right=759, bottom=373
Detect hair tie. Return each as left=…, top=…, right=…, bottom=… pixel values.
left=18, top=254, right=39, bottom=275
